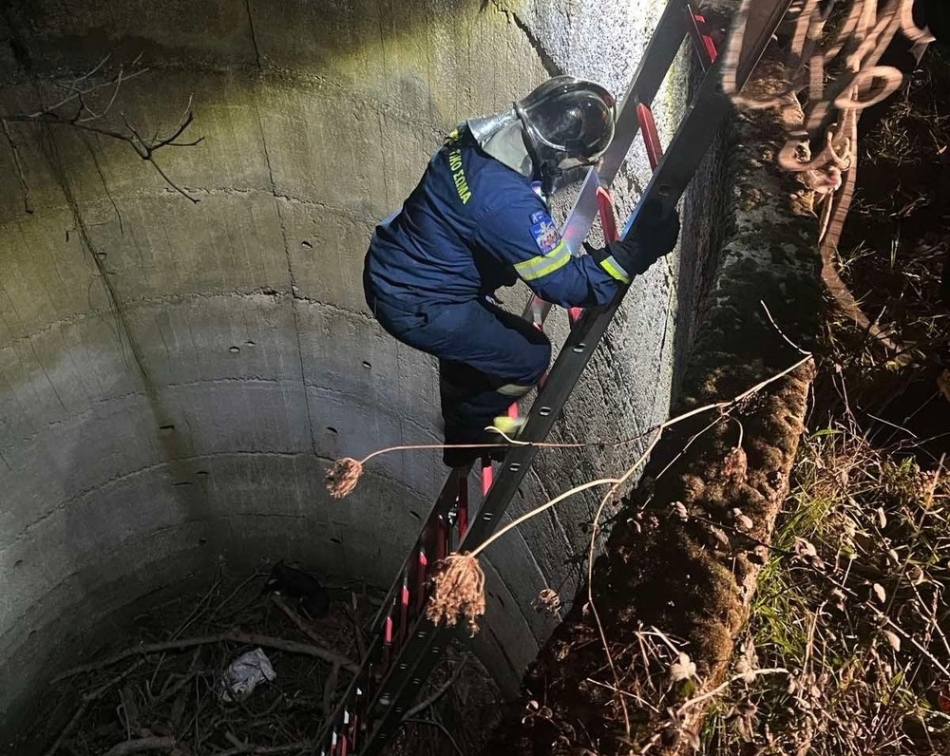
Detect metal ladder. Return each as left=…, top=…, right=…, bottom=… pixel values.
left=317, top=1, right=792, bottom=753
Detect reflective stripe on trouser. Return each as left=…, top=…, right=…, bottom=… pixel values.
left=365, top=287, right=550, bottom=451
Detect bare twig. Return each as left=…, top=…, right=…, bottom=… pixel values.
left=676, top=667, right=789, bottom=714
left=1, top=119, right=33, bottom=213
left=101, top=737, right=177, bottom=756
left=199, top=743, right=311, bottom=756
left=403, top=718, right=465, bottom=756
left=51, top=629, right=358, bottom=684
left=344, top=603, right=368, bottom=662
left=323, top=661, right=340, bottom=716
left=42, top=659, right=146, bottom=756
left=403, top=659, right=468, bottom=720
left=270, top=595, right=356, bottom=668
left=0, top=58, right=202, bottom=205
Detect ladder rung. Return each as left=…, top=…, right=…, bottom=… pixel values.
left=481, top=456, right=493, bottom=496
left=398, top=579, right=409, bottom=646
left=596, top=187, right=620, bottom=243
left=685, top=8, right=718, bottom=70
left=636, top=103, right=664, bottom=172
left=436, top=514, right=448, bottom=560
left=415, top=549, right=427, bottom=610
left=457, top=484, right=469, bottom=538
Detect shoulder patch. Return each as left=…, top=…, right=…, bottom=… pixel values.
left=530, top=213, right=561, bottom=254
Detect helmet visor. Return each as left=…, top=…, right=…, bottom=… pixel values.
left=517, top=76, right=616, bottom=163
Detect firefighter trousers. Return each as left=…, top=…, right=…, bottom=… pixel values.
left=365, top=287, right=550, bottom=465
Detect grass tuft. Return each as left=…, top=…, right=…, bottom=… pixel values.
left=703, top=432, right=950, bottom=755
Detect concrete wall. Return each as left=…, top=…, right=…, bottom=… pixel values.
left=0, top=0, right=681, bottom=738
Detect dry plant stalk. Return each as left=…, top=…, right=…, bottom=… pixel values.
left=425, top=553, right=485, bottom=636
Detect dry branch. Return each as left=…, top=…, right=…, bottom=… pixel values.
left=0, top=56, right=203, bottom=206
left=50, top=629, right=358, bottom=684
left=100, top=737, right=177, bottom=756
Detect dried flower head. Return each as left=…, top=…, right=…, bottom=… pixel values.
left=533, top=588, right=562, bottom=615
left=325, top=457, right=363, bottom=499
left=425, top=552, right=486, bottom=636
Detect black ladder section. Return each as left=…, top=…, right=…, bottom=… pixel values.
left=317, top=1, right=793, bottom=753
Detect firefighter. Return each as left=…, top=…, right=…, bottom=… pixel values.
left=363, top=76, right=681, bottom=467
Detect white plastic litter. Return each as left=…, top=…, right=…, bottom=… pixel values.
left=218, top=647, right=276, bottom=702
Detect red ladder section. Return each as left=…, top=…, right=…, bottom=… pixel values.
left=316, top=1, right=791, bottom=753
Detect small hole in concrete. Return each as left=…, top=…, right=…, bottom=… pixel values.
left=326, top=426, right=338, bottom=434
left=409, top=510, right=421, bottom=520
left=196, top=471, right=209, bottom=476
left=173, top=481, right=194, bottom=487
left=362, top=361, right=371, bottom=369
left=572, top=343, right=586, bottom=353
left=330, top=537, right=342, bottom=544
left=95, top=252, right=107, bottom=259
left=14, top=559, right=23, bottom=568
left=301, top=240, right=313, bottom=249
left=28, top=630, right=36, bottom=639
left=229, top=346, right=240, bottom=354
left=497, top=595, right=506, bottom=608
left=159, top=424, right=175, bottom=432
left=245, top=340, right=256, bottom=346
left=198, top=538, right=207, bottom=546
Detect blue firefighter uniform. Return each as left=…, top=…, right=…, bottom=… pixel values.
left=363, top=126, right=631, bottom=455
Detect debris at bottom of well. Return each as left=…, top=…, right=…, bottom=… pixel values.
left=218, top=647, right=276, bottom=702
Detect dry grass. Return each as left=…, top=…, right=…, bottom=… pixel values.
left=703, top=432, right=950, bottom=754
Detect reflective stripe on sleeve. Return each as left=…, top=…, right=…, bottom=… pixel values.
left=513, top=240, right=571, bottom=281
left=598, top=255, right=631, bottom=284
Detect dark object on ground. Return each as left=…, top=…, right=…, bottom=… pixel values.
left=920, top=0, right=950, bottom=48
left=264, top=562, right=331, bottom=619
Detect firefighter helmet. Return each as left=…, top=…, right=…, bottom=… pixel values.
left=514, top=75, right=617, bottom=192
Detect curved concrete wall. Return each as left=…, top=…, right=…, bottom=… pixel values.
left=0, top=0, right=678, bottom=736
